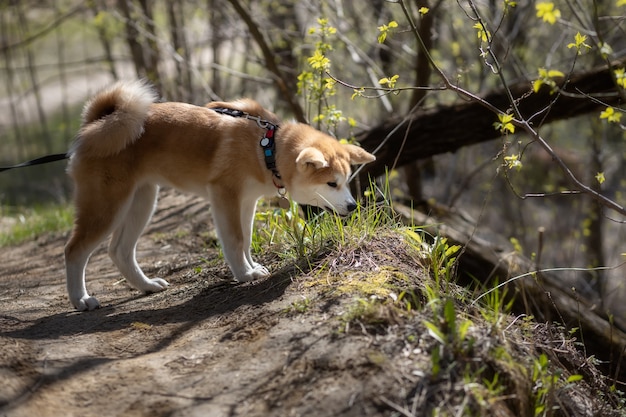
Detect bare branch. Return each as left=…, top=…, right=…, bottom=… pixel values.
left=357, top=58, right=626, bottom=216
left=225, top=0, right=306, bottom=123
left=0, top=4, right=85, bottom=53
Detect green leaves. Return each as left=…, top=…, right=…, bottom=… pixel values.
left=595, top=172, right=606, bottom=184
left=567, top=32, right=591, bottom=55
left=600, top=106, right=622, bottom=123
left=533, top=68, right=564, bottom=93
left=307, top=50, right=330, bottom=71
left=567, top=374, right=584, bottom=383
left=473, top=22, right=491, bottom=43
left=615, top=68, right=626, bottom=88
left=494, top=113, right=515, bottom=134
left=300, top=17, right=349, bottom=133
left=377, top=20, right=398, bottom=44
left=536, top=2, right=561, bottom=24
left=308, top=17, right=336, bottom=38
left=424, top=298, right=474, bottom=369
left=378, top=74, right=399, bottom=89
left=424, top=320, right=446, bottom=345
left=504, top=154, right=523, bottom=171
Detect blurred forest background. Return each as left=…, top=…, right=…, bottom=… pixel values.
left=0, top=0, right=625, bottom=325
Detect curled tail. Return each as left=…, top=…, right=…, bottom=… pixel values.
left=72, top=80, right=158, bottom=158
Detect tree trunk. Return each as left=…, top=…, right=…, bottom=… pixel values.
left=137, top=0, right=161, bottom=91
left=226, top=0, right=306, bottom=123
left=166, top=1, right=192, bottom=102
left=117, top=0, right=161, bottom=92
left=403, top=0, right=437, bottom=203
left=16, top=2, right=52, bottom=153
left=0, top=7, right=25, bottom=161
left=54, top=3, right=71, bottom=148
left=89, top=0, right=119, bottom=81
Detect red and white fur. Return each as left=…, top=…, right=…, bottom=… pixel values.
left=64, top=80, right=375, bottom=311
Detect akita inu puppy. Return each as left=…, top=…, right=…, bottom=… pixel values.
left=64, top=80, right=375, bottom=311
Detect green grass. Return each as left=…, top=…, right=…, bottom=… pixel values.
left=251, top=178, right=398, bottom=264
left=246, top=181, right=621, bottom=416
left=0, top=203, right=73, bottom=247
left=1, top=180, right=622, bottom=415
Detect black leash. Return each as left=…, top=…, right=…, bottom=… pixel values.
left=1, top=108, right=272, bottom=175
left=0, top=152, right=69, bottom=173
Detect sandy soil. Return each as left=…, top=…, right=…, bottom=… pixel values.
left=1, top=190, right=623, bottom=417
left=0, top=190, right=420, bottom=417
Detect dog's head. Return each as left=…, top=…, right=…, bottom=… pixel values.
left=283, top=125, right=376, bottom=216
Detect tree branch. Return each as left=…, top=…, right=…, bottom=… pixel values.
left=226, top=0, right=306, bottom=123
left=0, top=5, right=85, bottom=53
left=356, top=59, right=626, bottom=215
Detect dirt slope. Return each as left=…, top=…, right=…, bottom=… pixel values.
left=0, top=190, right=623, bottom=417
left=0, top=190, right=404, bottom=416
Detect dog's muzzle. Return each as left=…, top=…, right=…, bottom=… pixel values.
left=324, top=201, right=357, bottom=217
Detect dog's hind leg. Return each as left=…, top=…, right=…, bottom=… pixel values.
left=108, top=184, right=170, bottom=294
left=65, top=185, right=132, bottom=311
left=65, top=231, right=108, bottom=311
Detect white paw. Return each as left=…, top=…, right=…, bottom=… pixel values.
left=253, top=264, right=270, bottom=276
left=72, top=295, right=101, bottom=311
left=234, top=265, right=270, bottom=282
left=139, top=278, right=170, bottom=294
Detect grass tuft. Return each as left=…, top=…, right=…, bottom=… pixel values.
left=0, top=204, right=73, bottom=246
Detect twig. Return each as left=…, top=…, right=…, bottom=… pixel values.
left=472, top=263, right=626, bottom=305
left=394, top=0, right=626, bottom=218
left=379, top=395, right=415, bottom=417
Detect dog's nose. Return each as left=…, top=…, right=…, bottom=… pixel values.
left=346, top=202, right=357, bottom=212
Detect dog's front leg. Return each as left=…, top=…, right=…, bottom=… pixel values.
left=240, top=193, right=269, bottom=276
left=209, top=190, right=269, bottom=282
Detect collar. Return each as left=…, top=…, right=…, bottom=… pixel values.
left=211, top=107, right=289, bottom=208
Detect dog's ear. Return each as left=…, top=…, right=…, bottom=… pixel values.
left=296, top=147, right=329, bottom=170
left=344, top=144, right=376, bottom=164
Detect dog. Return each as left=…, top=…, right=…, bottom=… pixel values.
left=64, top=80, right=375, bottom=311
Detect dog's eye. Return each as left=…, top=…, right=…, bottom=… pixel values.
left=327, top=182, right=338, bottom=188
